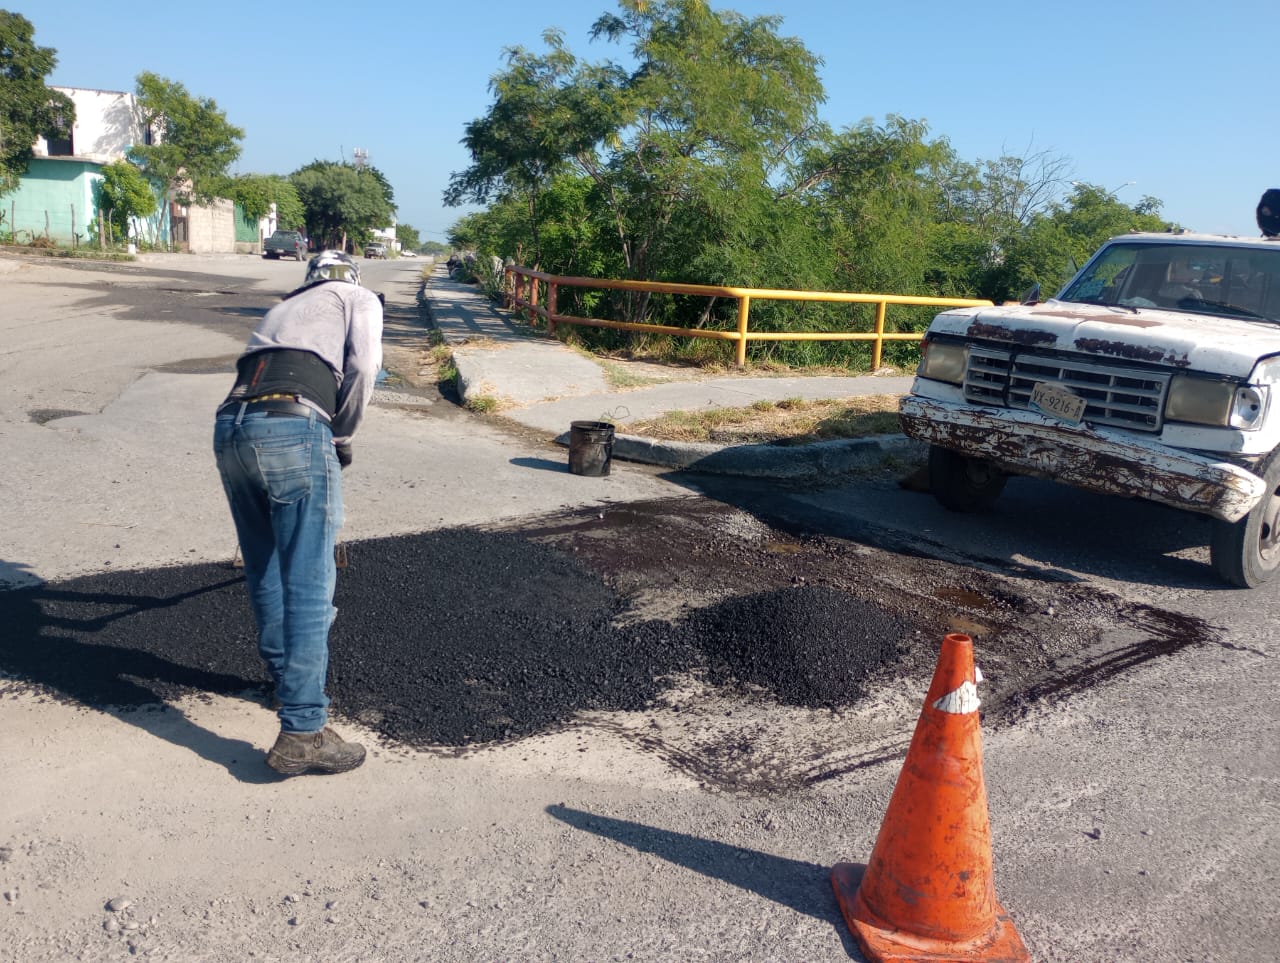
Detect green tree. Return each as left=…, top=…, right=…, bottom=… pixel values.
left=218, top=173, right=304, bottom=231
left=127, top=71, right=244, bottom=205
left=395, top=222, right=421, bottom=252
left=794, top=116, right=960, bottom=296
left=290, top=160, right=395, bottom=251
left=270, top=178, right=305, bottom=233
left=447, top=0, right=825, bottom=319
left=445, top=28, right=617, bottom=266
left=594, top=0, right=823, bottom=286
left=791, top=121, right=1083, bottom=306
left=445, top=213, right=480, bottom=252
left=452, top=173, right=612, bottom=276
left=443, top=1, right=1173, bottom=371
left=95, top=159, right=157, bottom=244
left=1001, top=183, right=1174, bottom=299
left=0, top=11, right=74, bottom=196
left=923, top=148, right=1073, bottom=299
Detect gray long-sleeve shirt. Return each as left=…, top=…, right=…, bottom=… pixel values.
left=241, top=281, right=384, bottom=445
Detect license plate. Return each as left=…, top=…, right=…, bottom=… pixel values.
left=1030, top=382, right=1087, bottom=425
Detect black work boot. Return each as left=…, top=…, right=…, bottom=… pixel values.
left=266, top=727, right=366, bottom=775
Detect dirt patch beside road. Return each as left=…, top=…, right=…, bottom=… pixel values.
left=625, top=395, right=904, bottom=444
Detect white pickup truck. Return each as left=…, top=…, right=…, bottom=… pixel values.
left=900, top=215, right=1280, bottom=586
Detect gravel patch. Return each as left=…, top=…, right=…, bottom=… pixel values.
left=687, top=584, right=907, bottom=707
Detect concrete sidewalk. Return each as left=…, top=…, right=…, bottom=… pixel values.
left=422, top=266, right=922, bottom=477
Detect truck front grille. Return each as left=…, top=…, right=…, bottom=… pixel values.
left=963, top=347, right=1171, bottom=432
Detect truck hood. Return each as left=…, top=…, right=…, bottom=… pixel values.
left=931, top=301, right=1280, bottom=378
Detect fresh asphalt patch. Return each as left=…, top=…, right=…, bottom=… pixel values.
left=0, top=527, right=919, bottom=750
left=0, top=498, right=1224, bottom=771
left=690, top=587, right=908, bottom=707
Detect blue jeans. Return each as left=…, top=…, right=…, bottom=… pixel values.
left=214, top=407, right=343, bottom=733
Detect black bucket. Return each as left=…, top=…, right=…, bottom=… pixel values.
left=568, top=421, right=616, bottom=476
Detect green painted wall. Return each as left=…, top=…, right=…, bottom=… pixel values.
left=2, top=158, right=101, bottom=245
left=234, top=204, right=259, bottom=243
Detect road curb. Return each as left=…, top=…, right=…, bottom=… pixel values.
left=553, top=430, right=925, bottom=478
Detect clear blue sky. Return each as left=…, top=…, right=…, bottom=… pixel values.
left=20, top=0, right=1278, bottom=244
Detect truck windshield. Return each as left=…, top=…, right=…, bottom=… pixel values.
left=1059, top=242, right=1280, bottom=322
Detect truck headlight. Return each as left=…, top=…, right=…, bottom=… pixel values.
left=1230, top=385, right=1268, bottom=429
left=1166, top=375, right=1236, bottom=426
left=1232, top=358, right=1280, bottom=430
left=1166, top=375, right=1270, bottom=429
left=917, top=340, right=968, bottom=385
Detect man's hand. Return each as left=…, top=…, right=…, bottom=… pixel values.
left=335, top=442, right=353, bottom=469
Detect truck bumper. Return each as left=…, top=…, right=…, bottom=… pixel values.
left=899, top=395, right=1266, bottom=522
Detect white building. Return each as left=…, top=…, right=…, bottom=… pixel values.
left=371, top=216, right=400, bottom=253
left=24, top=85, right=244, bottom=253
left=34, top=87, right=150, bottom=163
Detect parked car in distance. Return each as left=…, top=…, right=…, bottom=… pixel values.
left=262, top=230, right=308, bottom=261
left=364, top=242, right=388, bottom=259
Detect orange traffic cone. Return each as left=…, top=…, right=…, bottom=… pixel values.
left=831, top=633, right=1029, bottom=962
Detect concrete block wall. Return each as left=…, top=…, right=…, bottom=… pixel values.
left=185, top=199, right=236, bottom=254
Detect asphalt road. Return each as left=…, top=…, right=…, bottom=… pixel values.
left=0, top=250, right=1276, bottom=962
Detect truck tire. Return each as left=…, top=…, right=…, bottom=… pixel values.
left=1210, top=455, right=1280, bottom=587
left=928, top=444, right=1007, bottom=512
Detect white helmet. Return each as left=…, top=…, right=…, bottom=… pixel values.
left=303, top=250, right=362, bottom=288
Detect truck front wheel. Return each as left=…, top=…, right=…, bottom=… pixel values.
left=928, top=445, right=1007, bottom=512
left=1210, top=456, right=1280, bottom=587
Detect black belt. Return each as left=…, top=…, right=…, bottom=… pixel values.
left=219, top=397, right=330, bottom=423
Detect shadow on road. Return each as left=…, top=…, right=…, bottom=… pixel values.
left=510, top=456, right=570, bottom=473
left=547, top=804, right=864, bottom=958
left=0, top=561, right=279, bottom=782
left=662, top=465, right=1233, bottom=591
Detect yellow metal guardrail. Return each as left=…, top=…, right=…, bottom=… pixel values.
left=504, top=266, right=994, bottom=369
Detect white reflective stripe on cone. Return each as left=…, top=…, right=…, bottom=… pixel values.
left=933, top=681, right=980, bottom=714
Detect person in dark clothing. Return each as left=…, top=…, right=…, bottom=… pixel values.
left=213, top=250, right=383, bottom=775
